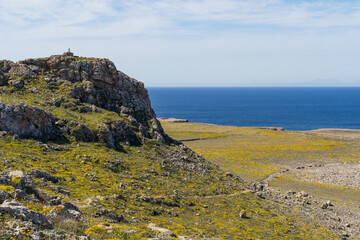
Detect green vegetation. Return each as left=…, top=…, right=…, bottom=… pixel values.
left=0, top=56, right=344, bottom=239
left=162, top=122, right=360, bottom=182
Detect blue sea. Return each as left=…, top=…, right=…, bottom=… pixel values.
left=148, top=87, right=360, bottom=131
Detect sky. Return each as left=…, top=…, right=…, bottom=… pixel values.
left=1, top=0, right=360, bottom=87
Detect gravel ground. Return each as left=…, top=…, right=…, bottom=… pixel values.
left=293, top=163, right=360, bottom=190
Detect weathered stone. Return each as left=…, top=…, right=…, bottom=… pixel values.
left=30, top=170, right=59, bottom=183
left=73, top=124, right=96, bottom=142
left=239, top=209, right=247, bottom=218
left=321, top=203, right=328, bottom=209
left=8, top=64, right=32, bottom=76
left=11, top=189, right=28, bottom=200
left=49, top=202, right=82, bottom=221
left=0, top=60, right=12, bottom=72
left=0, top=200, right=53, bottom=229
left=0, top=103, right=61, bottom=141
left=9, top=171, right=24, bottom=178
left=0, top=70, right=8, bottom=86
left=2, top=53, right=171, bottom=146
left=148, top=223, right=177, bottom=238
left=0, top=189, right=10, bottom=204
left=97, top=121, right=141, bottom=148
left=9, top=79, right=24, bottom=89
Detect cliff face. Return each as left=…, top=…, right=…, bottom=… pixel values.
left=0, top=51, right=167, bottom=146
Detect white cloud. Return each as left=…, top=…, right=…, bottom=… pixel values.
left=2, top=0, right=360, bottom=40
left=1, top=0, right=360, bottom=86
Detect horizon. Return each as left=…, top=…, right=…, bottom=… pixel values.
left=2, top=0, right=360, bottom=87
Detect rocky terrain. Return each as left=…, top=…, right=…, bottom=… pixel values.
left=0, top=50, right=167, bottom=146
left=0, top=51, right=349, bottom=239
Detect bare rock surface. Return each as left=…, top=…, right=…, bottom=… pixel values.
left=158, top=117, right=189, bottom=123
left=148, top=223, right=177, bottom=238
left=0, top=103, right=60, bottom=141
left=0, top=200, right=53, bottom=229
left=1, top=52, right=170, bottom=145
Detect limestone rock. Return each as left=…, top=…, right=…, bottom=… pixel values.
left=49, top=202, right=82, bottom=221
left=0, top=189, right=10, bottom=204
left=8, top=64, right=33, bottom=76
left=0, top=70, right=8, bottom=86
left=148, top=223, right=177, bottom=238
left=0, top=60, right=13, bottom=72
left=30, top=170, right=59, bottom=183
left=73, top=124, right=96, bottom=142
left=97, top=121, right=141, bottom=148
left=9, top=79, right=24, bottom=89
left=2, top=53, right=171, bottom=145
left=239, top=209, right=247, bottom=218
left=0, top=103, right=61, bottom=141
left=0, top=200, right=53, bottom=229
left=11, top=189, right=28, bottom=200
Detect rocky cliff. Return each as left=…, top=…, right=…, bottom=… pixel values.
left=0, top=51, right=168, bottom=147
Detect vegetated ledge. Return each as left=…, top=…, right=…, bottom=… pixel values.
left=0, top=50, right=174, bottom=149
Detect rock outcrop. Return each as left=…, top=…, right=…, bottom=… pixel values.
left=0, top=51, right=169, bottom=146
left=0, top=103, right=60, bottom=141
left=0, top=200, right=53, bottom=229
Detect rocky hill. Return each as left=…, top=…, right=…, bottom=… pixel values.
left=0, top=52, right=336, bottom=239
left=0, top=50, right=168, bottom=147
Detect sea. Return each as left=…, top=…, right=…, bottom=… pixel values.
left=148, top=87, right=360, bottom=131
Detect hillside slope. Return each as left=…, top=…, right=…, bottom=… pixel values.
left=0, top=52, right=335, bottom=239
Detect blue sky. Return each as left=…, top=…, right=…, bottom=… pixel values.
left=1, top=0, right=360, bottom=87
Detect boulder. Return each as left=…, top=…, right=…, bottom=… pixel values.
left=0, top=189, right=10, bottom=204
left=97, top=121, right=141, bottom=148
left=30, top=170, right=59, bottom=183
left=11, top=189, right=28, bottom=200
left=239, top=209, right=247, bottom=218
left=49, top=202, right=82, bottom=221
left=73, top=124, right=96, bottom=142
left=0, top=103, right=61, bottom=141
left=8, top=64, right=33, bottom=76
left=148, top=223, right=177, bottom=238
left=9, top=79, right=24, bottom=89
left=0, top=70, right=8, bottom=86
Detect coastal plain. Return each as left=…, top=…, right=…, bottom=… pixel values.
left=161, top=121, right=360, bottom=238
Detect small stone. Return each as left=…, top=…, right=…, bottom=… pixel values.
left=9, top=79, right=24, bottom=89
left=239, top=209, right=247, bottom=218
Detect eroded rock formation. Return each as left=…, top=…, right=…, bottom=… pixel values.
left=0, top=51, right=169, bottom=146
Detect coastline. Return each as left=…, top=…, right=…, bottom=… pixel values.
left=159, top=118, right=360, bottom=138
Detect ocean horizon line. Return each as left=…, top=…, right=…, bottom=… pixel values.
left=147, top=86, right=360, bottom=88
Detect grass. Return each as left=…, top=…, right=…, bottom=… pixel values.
left=162, top=122, right=360, bottom=182
left=0, top=56, right=342, bottom=239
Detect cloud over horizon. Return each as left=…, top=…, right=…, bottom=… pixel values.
left=1, top=0, right=360, bottom=86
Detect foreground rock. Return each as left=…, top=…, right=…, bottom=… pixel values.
left=148, top=223, right=177, bottom=238
left=0, top=200, right=53, bottom=229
